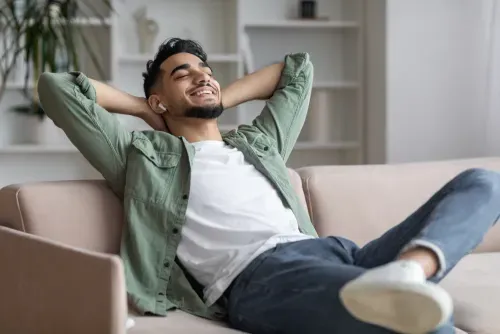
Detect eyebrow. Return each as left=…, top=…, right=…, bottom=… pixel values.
left=170, top=62, right=212, bottom=76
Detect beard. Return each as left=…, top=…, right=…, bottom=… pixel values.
left=184, top=103, right=224, bottom=119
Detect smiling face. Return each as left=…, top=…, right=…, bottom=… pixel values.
left=149, top=52, right=223, bottom=119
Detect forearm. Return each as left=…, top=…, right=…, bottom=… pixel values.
left=89, top=79, right=146, bottom=117
left=221, top=62, right=285, bottom=109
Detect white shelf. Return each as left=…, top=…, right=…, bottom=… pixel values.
left=313, top=81, right=359, bottom=89
left=0, top=141, right=360, bottom=154
left=245, top=20, right=359, bottom=29
left=3, top=82, right=34, bottom=90
left=119, top=54, right=240, bottom=64
left=4, top=80, right=114, bottom=90
left=71, top=17, right=112, bottom=26
left=294, top=141, right=360, bottom=150
left=0, top=145, right=78, bottom=154
left=21, top=17, right=112, bottom=26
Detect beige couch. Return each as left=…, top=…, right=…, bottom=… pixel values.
left=2, top=158, right=500, bottom=334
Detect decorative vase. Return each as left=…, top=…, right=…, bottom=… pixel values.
left=300, top=1, right=317, bottom=19
left=133, top=6, right=159, bottom=54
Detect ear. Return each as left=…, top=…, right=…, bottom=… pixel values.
left=148, top=95, right=167, bottom=114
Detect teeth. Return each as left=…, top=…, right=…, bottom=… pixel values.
left=194, top=90, right=212, bottom=96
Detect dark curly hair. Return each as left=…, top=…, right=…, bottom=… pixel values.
left=142, top=38, right=207, bottom=98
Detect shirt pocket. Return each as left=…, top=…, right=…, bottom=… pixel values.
left=252, top=135, right=278, bottom=160
left=125, top=138, right=181, bottom=204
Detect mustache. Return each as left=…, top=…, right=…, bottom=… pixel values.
left=193, top=82, right=216, bottom=91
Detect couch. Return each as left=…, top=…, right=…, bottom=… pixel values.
left=2, top=158, right=500, bottom=334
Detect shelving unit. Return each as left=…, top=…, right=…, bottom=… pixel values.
left=240, top=0, right=365, bottom=167
left=294, top=141, right=360, bottom=150
left=313, top=81, right=359, bottom=89
left=0, top=145, right=79, bottom=154
left=119, top=53, right=241, bottom=64
left=244, top=20, right=359, bottom=29
left=0, top=0, right=365, bottom=186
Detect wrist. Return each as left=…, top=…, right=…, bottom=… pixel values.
left=134, top=97, right=150, bottom=118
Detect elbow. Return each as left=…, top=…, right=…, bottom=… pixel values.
left=37, top=72, right=57, bottom=106
left=37, top=72, right=69, bottom=118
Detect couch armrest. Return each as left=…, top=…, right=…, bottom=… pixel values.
left=298, top=157, right=500, bottom=252
left=0, top=180, right=123, bottom=253
left=0, top=226, right=127, bottom=334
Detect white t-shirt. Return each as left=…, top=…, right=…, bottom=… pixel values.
left=176, top=141, right=312, bottom=306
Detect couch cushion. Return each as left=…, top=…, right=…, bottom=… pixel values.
left=298, top=158, right=500, bottom=252
left=129, top=310, right=243, bottom=334
left=0, top=180, right=123, bottom=254
left=129, top=308, right=466, bottom=334
left=441, top=253, right=500, bottom=334
left=288, top=169, right=308, bottom=210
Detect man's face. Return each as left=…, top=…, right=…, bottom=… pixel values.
left=156, top=52, right=222, bottom=118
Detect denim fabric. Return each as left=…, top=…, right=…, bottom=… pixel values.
left=226, top=168, right=500, bottom=333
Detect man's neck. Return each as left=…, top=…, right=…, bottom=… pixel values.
left=167, top=118, right=223, bottom=143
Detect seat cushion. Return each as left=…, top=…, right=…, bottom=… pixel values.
left=441, top=253, right=500, bottom=334
left=128, top=311, right=466, bottom=334
left=129, top=310, right=243, bottom=334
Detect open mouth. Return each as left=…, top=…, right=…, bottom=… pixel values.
left=189, top=87, right=217, bottom=97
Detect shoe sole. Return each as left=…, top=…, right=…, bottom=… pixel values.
left=339, top=281, right=453, bottom=334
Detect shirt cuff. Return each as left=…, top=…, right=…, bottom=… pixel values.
left=278, top=52, right=312, bottom=88
left=71, top=71, right=97, bottom=102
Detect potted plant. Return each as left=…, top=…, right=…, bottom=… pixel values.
left=0, top=0, right=112, bottom=145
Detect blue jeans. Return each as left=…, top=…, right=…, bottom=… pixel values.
left=226, top=168, right=500, bottom=334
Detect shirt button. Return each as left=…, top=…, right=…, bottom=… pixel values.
left=172, top=227, right=179, bottom=234
left=158, top=292, right=164, bottom=296
left=149, top=155, right=155, bottom=160
left=264, top=146, right=269, bottom=151
left=164, top=262, right=170, bottom=268
left=182, top=194, right=188, bottom=200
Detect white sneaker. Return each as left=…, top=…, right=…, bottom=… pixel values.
left=339, top=260, right=453, bottom=334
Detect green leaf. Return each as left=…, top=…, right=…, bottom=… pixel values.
left=1, top=0, right=115, bottom=111
left=65, top=24, right=79, bottom=71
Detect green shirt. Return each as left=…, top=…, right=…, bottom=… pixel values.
left=38, top=52, right=318, bottom=320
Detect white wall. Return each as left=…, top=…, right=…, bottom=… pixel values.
left=378, top=0, right=490, bottom=163
left=484, top=0, right=500, bottom=156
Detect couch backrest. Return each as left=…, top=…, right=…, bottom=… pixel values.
left=0, top=170, right=307, bottom=254
left=0, top=180, right=123, bottom=254
left=298, top=157, right=500, bottom=253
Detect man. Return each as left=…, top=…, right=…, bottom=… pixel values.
left=38, top=38, right=500, bottom=334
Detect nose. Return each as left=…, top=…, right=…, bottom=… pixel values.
left=194, top=70, right=211, bottom=84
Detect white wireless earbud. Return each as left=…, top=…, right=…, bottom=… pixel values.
left=158, top=104, right=167, bottom=111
